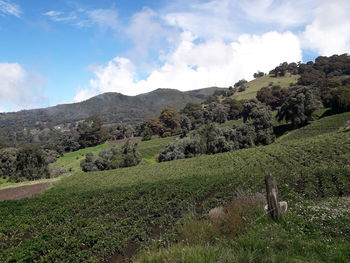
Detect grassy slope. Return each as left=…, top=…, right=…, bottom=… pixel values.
left=0, top=113, right=349, bottom=262
left=233, top=74, right=299, bottom=100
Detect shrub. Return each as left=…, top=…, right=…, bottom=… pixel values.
left=14, top=146, right=50, bottom=182
left=80, top=141, right=141, bottom=172
left=141, top=127, right=153, bottom=141
left=0, top=148, right=17, bottom=179
left=80, top=153, right=98, bottom=172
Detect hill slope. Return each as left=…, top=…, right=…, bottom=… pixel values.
left=0, top=113, right=349, bottom=262
left=233, top=74, right=299, bottom=100
left=0, top=87, right=223, bottom=144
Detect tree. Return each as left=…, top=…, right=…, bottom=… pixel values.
left=298, top=69, right=325, bottom=86
left=77, top=116, right=105, bottom=148
left=234, top=79, right=248, bottom=88
left=253, top=71, right=265, bottom=78
left=222, top=98, right=243, bottom=120
left=14, top=146, right=50, bottom=181
left=80, top=141, right=141, bottom=172
left=180, top=103, right=203, bottom=129
left=256, top=86, right=288, bottom=109
left=277, top=87, right=322, bottom=127
left=331, top=86, right=350, bottom=113
left=0, top=148, right=17, bottom=179
left=242, top=99, right=275, bottom=145
left=159, top=109, right=181, bottom=133
left=146, top=117, right=165, bottom=136
left=180, top=115, right=192, bottom=137
left=141, top=127, right=153, bottom=141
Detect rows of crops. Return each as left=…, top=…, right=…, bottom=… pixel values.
left=278, top=111, right=350, bottom=142
left=1, top=115, right=350, bottom=262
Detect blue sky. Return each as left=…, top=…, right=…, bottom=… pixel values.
left=0, top=0, right=349, bottom=112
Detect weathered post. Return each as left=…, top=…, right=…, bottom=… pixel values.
left=265, top=173, right=281, bottom=221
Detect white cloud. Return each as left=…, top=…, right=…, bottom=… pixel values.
left=302, top=0, right=350, bottom=55
left=88, top=9, right=118, bottom=30
left=43, top=8, right=118, bottom=30
left=239, top=0, right=315, bottom=27
left=0, top=63, right=46, bottom=111
left=126, top=8, right=178, bottom=60
left=75, top=31, right=302, bottom=101
left=43, top=10, right=76, bottom=22
left=0, top=0, right=21, bottom=17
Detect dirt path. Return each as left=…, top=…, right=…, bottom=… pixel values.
left=0, top=183, right=51, bottom=201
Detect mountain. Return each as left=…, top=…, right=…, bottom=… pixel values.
left=0, top=87, right=224, bottom=143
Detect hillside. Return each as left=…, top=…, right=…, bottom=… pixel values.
left=1, top=112, right=349, bottom=262
left=0, top=87, right=224, bottom=142
left=233, top=74, right=299, bottom=100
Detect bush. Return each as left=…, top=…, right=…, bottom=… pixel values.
left=80, top=141, right=141, bottom=172
left=141, top=127, right=153, bottom=141
left=0, top=148, right=17, bottom=179
left=159, top=100, right=275, bottom=162
left=80, top=153, right=98, bottom=172
left=14, top=146, right=50, bottom=182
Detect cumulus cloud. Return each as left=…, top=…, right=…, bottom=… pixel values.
left=73, top=0, right=350, bottom=102
left=0, top=0, right=21, bottom=17
left=126, top=8, right=179, bottom=60
left=302, top=0, right=350, bottom=55
left=75, top=31, right=302, bottom=101
left=0, top=63, right=46, bottom=111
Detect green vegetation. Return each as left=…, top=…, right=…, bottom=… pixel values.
left=1, top=112, right=350, bottom=262
left=278, top=111, right=350, bottom=141
left=233, top=74, right=299, bottom=100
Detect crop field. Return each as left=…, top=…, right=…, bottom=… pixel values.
left=233, top=74, right=299, bottom=101
left=1, top=112, right=350, bottom=262
left=278, top=111, right=350, bottom=142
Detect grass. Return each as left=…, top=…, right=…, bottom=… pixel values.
left=233, top=74, right=299, bottom=101
left=136, top=196, right=350, bottom=263
left=0, top=112, right=350, bottom=262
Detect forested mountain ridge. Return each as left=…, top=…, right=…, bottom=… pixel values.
left=0, top=87, right=224, bottom=144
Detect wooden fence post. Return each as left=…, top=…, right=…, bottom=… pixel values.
left=265, top=173, right=281, bottom=221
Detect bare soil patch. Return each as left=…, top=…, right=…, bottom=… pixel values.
left=0, top=182, right=51, bottom=201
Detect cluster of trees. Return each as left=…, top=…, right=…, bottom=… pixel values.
left=159, top=99, right=274, bottom=162
left=143, top=109, right=182, bottom=138
left=0, top=146, right=51, bottom=182
left=80, top=141, right=141, bottom=172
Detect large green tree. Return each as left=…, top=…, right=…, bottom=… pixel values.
left=14, top=146, right=50, bottom=181
left=277, top=87, right=322, bottom=127
left=77, top=116, right=105, bottom=148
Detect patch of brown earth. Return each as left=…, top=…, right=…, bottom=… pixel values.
left=0, top=182, right=51, bottom=201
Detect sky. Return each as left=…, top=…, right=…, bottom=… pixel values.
left=0, top=0, right=350, bottom=112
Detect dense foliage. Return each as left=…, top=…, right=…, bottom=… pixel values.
left=77, top=116, right=106, bottom=148
left=331, top=86, right=350, bottom=113
left=277, top=87, right=322, bottom=127
left=14, top=146, right=50, bottom=182
left=80, top=141, right=141, bottom=172
left=159, top=99, right=274, bottom=162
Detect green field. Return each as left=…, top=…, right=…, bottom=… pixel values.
left=1, top=112, right=350, bottom=262
left=233, top=74, right=299, bottom=101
